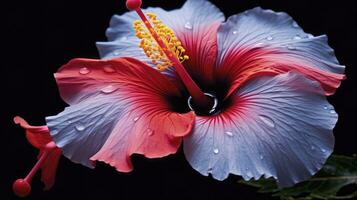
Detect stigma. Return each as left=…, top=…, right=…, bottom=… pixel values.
left=133, top=13, right=189, bottom=71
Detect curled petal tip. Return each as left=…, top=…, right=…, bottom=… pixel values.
left=13, top=179, right=31, bottom=197
left=126, top=0, right=142, bottom=10
left=13, top=116, right=27, bottom=126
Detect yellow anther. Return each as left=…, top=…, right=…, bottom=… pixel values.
left=132, top=12, right=189, bottom=71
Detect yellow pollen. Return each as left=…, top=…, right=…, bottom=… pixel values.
left=133, top=12, right=189, bottom=71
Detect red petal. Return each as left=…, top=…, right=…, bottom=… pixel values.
left=40, top=149, right=61, bottom=190
left=55, top=57, right=182, bottom=104
left=50, top=57, right=195, bottom=171
left=91, top=111, right=194, bottom=172
left=14, top=116, right=52, bottom=149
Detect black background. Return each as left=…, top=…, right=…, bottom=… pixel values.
left=2, top=0, right=357, bottom=199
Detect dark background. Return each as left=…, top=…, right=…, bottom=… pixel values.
left=2, top=0, right=357, bottom=199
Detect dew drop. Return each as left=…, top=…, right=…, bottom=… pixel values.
left=260, top=155, right=264, bottom=160
left=103, top=65, right=116, bottom=73
left=51, top=129, right=59, bottom=134
left=287, top=45, right=296, bottom=50
left=101, top=85, right=117, bottom=94
left=147, top=128, right=154, bottom=136
left=75, top=124, right=85, bottom=131
left=330, top=109, right=336, bottom=114
left=79, top=67, right=90, bottom=75
left=292, top=21, right=299, bottom=28
left=225, top=131, right=233, bottom=137
left=323, top=105, right=328, bottom=110
left=113, top=51, right=120, bottom=56
left=266, top=36, right=273, bottom=41
left=213, top=148, right=219, bottom=154
left=293, top=35, right=301, bottom=40
left=307, top=34, right=314, bottom=39
left=133, top=117, right=139, bottom=122
left=258, top=115, right=275, bottom=128
left=232, top=30, right=238, bottom=35
left=322, top=149, right=327, bottom=153
left=184, top=22, right=192, bottom=30
left=254, top=42, right=264, bottom=48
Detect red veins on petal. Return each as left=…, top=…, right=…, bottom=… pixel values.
left=176, top=22, right=222, bottom=85
left=217, top=48, right=346, bottom=98
left=53, top=57, right=195, bottom=172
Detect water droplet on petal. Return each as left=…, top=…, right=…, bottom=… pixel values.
left=254, top=42, right=264, bottom=48
left=75, top=124, right=85, bottom=131
left=103, top=65, right=116, bottom=73
left=258, top=115, right=275, bottom=128
left=225, top=131, right=233, bottom=137
left=79, top=67, right=90, bottom=75
left=330, top=109, right=336, bottom=114
left=133, top=117, right=139, bottom=122
left=101, top=85, right=117, bottom=94
left=322, top=149, right=327, bottom=153
left=113, top=51, right=120, bottom=56
left=260, top=155, right=264, bottom=160
left=307, top=34, right=314, bottom=39
left=51, top=129, right=59, bottom=134
left=293, top=35, right=301, bottom=40
left=292, top=21, right=299, bottom=28
left=147, top=128, right=154, bottom=136
left=184, top=22, right=192, bottom=30
left=232, top=30, right=238, bottom=35
left=287, top=45, right=296, bottom=50
left=213, top=148, right=219, bottom=154
left=266, top=36, right=273, bottom=41
left=323, top=105, right=328, bottom=110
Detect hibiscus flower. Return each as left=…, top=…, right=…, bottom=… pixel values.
left=13, top=0, right=345, bottom=196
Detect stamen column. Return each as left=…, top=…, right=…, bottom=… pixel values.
left=126, top=0, right=210, bottom=107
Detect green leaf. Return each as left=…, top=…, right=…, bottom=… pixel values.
left=239, top=155, right=357, bottom=200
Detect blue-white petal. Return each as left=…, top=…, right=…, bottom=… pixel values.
left=184, top=72, right=337, bottom=187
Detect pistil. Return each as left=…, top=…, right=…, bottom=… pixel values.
left=126, top=0, right=210, bottom=107
left=13, top=142, right=57, bottom=197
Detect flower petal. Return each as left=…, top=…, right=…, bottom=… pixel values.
left=39, top=148, right=62, bottom=190
left=97, top=0, right=224, bottom=83
left=14, top=116, right=53, bottom=149
left=47, top=58, right=195, bottom=171
left=183, top=72, right=337, bottom=187
left=216, top=7, right=345, bottom=97
left=14, top=116, right=61, bottom=190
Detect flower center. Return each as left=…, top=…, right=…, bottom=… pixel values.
left=188, top=93, right=219, bottom=116
left=126, top=0, right=211, bottom=109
